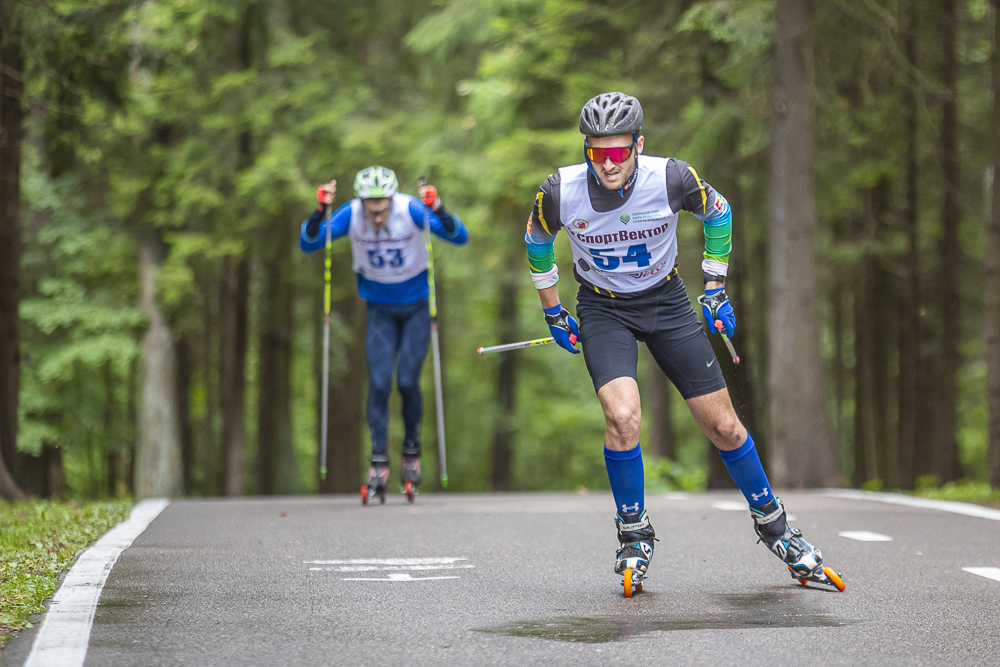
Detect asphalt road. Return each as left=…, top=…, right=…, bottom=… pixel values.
left=5, top=490, right=1000, bottom=666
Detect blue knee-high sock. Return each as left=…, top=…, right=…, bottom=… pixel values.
left=605, top=443, right=644, bottom=514
left=719, top=433, right=773, bottom=507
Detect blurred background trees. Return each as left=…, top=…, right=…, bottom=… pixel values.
left=0, top=0, right=998, bottom=500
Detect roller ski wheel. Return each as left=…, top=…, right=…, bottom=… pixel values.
left=751, top=497, right=843, bottom=591
left=790, top=565, right=846, bottom=592
left=400, top=440, right=421, bottom=504
left=363, top=461, right=389, bottom=506
left=622, top=568, right=643, bottom=598
left=614, top=509, right=656, bottom=597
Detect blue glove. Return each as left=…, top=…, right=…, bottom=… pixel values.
left=698, top=286, right=736, bottom=337
left=543, top=303, right=581, bottom=354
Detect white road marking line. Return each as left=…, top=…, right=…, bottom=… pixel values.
left=303, top=557, right=467, bottom=565
left=24, top=498, right=170, bottom=667
left=712, top=500, right=746, bottom=511
left=839, top=530, right=893, bottom=542
left=343, top=573, right=461, bottom=582
left=824, top=489, right=1000, bottom=522
left=962, top=567, right=1000, bottom=582
left=311, top=564, right=475, bottom=572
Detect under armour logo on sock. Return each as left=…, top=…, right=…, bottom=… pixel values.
left=621, top=502, right=640, bottom=513
left=750, top=488, right=770, bottom=502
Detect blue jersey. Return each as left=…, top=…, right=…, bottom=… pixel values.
left=300, top=196, right=468, bottom=305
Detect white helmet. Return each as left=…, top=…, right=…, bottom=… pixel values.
left=353, top=166, right=399, bottom=199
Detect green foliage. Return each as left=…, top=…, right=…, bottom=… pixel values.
left=0, top=500, right=132, bottom=646
left=12, top=0, right=998, bottom=497
left=912, top=481, right=1000, bottom=508
left=645, top=457, right=707, bottom=494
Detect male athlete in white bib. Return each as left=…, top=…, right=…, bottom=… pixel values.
left=301, top=167, right=468, bottom=502
left=526, top=93, right=833, bottom=594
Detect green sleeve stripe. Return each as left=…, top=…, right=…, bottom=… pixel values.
left=526, top=242, right=556, bottom=273
left=703, top=216, right=732, bottom=263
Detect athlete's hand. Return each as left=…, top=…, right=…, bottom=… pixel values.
left=698, top=287, right=736, bottom=337
left=699, top=287, right=736, bottom=337
left=317, top=179, right=336, bottom=207
left=543, top=304, right=581, bottom=354
left=418, top=184, right=441, bottom=211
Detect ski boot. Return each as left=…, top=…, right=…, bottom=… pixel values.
left=400, top=439, right=421, bottom=503
left=361, top=456, right=389, bottom=506
left=751, top=497, right=845, bottom=591
left=614, top=509, right=657, bottom=598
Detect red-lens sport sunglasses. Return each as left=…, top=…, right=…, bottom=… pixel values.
left=585, top=142, right=635, bottom=164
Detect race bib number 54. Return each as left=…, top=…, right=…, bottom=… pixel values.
left=588, top=243, right=652, bottom=270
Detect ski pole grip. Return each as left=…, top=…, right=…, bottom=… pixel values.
left=569, top=333, right=578, bottom=345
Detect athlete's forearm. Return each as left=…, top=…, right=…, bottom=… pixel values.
left=536, top=284, right=561, bottom=309
left=300, top=203, right=351, bottom=252
left=697, top=193, right=732, bottom=281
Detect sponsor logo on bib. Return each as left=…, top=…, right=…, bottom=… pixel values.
left=631, top=209, right=666, bottom=224
left=572, top=218, right=589, bottom=230
left=620, top=213, right=630, bottom=224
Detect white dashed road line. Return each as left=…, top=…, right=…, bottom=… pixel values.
left=712, top=500, right=746, bottom=511
left=24, top=498, right=170, bottom=667
left=962, top=567, right=1000, bottom=583
left=839, top=531, right=893, bottom=542
left=304, top=557, right=474, bottom=582
left=342, top=573, right=461, bottom=582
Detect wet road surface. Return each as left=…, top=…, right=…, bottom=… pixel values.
left=5, top=491, right=1000, bottom=666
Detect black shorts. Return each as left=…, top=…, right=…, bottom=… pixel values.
left=575, top=274, right=727, bottom=399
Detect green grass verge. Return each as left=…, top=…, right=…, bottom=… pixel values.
left=911, top=480, right=1000, bottom=509
left=0, top=499, right=132, bottom=649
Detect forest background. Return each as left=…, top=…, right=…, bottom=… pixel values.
left=1, top=0, right=999, bottom=501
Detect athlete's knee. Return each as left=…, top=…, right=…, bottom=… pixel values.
left=397, top=375, right=420, bottom=395
left=606, top=403, right=641, bottom=440
left=706, top=413, right=744, bottom=449
left=368, top=374, right=392, bottom=399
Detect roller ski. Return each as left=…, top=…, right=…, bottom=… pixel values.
left=614, top=509, right=656, bottom=598
left=400, top=439, right=421, bottom=503
left=751, top=497, right=845, bottom=592
left=361, top=456, right=389, bottom=505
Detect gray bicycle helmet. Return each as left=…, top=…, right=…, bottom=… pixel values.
left=579, top=92, right=643, bottom=137
left=354, top=166, right=399, bottom=199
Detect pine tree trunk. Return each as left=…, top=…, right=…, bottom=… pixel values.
left=767, top=0, right=839, bottom=487
left=491, top=283, right=520, bottom=491
left=135, top=228, right=184, bottom=498
left=256, top=216, right=295, bottom=494
left=219, top=254, right=250, bottom=496
left=0, top=0, right=25, bottom=500
left=198, top=265, right=221, bottom=495
left=644, top=348, right=673, bottom=460
left=897, top=0, right=921, bottom=489
left=987, top=0, right=1000, bottom=489
left=936, top=0, right=962, bottom=482
left=176, top=336, right=194, bottom=494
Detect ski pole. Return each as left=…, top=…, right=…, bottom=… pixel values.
left=319, top=186, right=334, bottom=482
left=714, top=319, right=740, bottom=365
left=419, top=178, right=448, bottom=489
left=476, top=335, right=576, bottom=355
